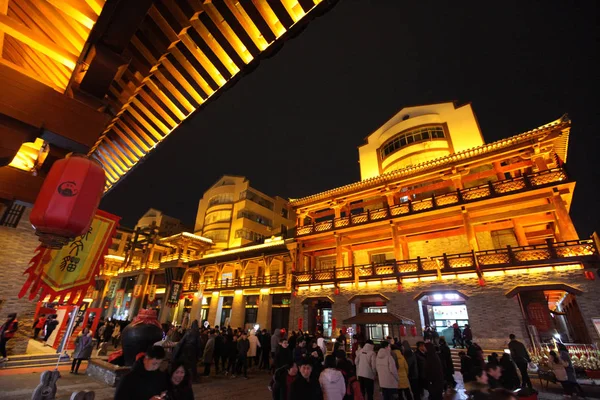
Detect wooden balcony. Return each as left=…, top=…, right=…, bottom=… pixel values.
left=296, top=168, right=568, bottom=236
left=183, top=273, right=289, bottom=292
left=292, top=239, right=598, bottom=284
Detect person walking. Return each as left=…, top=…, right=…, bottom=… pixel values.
left=557, top=342, right=586, bottom=397
left=114, top=345, right=169, bottom=400
left=0, top=313, right=18, bottom=362
left=452, top=323, right=463, bottom=348
left=43, top=314, right=58, bottom=344
left=319, top=355, right=346, bottom=400
left=507, top=334, right=532, bottom=389
left=236, top=331, right=250, bottom=378
left=173, top=320, right=202, bottom=383
left=294, top=338, right=308, bottom=365
left=33, top=314, right=46, bottom=340
left=111, top=323, right=121, bottom=349
left=548, top=350, right=573, bottom=396
left=376, top=341, right=399, bottom=400
left=498, top=353, right=520, bottom=390
left=71, top=327, right=93, bottom=374
left=260, top=328, right=272, bottom=370
left=225, top=333, right=238, bottom=376
left=463, top=324, right=473, bottom=348
left=272, top=362, right=298, bottom=400
left=291, top=362, right=322, bottom=400
left=392, top=342, right=412, bottom=400
left=203, top=329, right=216, bottom=376
left=275, top=339, right=293, bottom=370
left=355, top=340, right=376, bottom=400
left=438, top=337, right=456, bottom=391
left=96, top=318, right=106, bottom=350
left=424, top=342, right=445, bottom=400
left=402, top=341, right=419, bottom=400
left=271, top=329, right=282, bottom=369
left=415, top=342, right=428, bottom=399
left=248, top=329, right=261, bottom=369
left=460, top=351, right=476, bottom=384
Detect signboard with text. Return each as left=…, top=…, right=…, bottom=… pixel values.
left=167, top=281, right=183, bottom=306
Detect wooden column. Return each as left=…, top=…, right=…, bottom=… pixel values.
left=452, top=177, right=463, bottom=191
left=533, top=156, right=549, bottom=171
left=462, top=208, right=480, bottom=251
left=335, top=235, right=343, bottom=267
left=346, top=245, right=354, bottom=266
left=385, top=193, right=395, bottom=207
left=512, top=220, right=529, bottom=246
left=399, top=235, right=409, bottom=260
left=391, top=224, right=402, bottom=261
left=493, top=161, right=505, bottom=180
left=549, top=192, right=578, bottom=241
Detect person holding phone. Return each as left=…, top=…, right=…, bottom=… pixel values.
left=115, top=346, right=168, bottom=400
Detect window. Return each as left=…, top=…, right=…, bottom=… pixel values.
left=237, top=209, right=272, bottom=227
left=318, top=257, right=337, bottom=270
left=281, top=208, right=289, bottom=219
left=204, top=210, right=232, bottom=225
left=371, top=254, right=387, bottom=264
left=235, top=228, right=265, bottom=243
left=203, top=229, right=229, bottom=242
left=239, top=190, right=274, bottom=210
left=379, top=126, right=446, bottom=160
left=208, top=193, right=234, bottom=207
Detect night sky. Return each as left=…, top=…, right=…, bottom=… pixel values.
left=101, top=1, right=599, bottom=237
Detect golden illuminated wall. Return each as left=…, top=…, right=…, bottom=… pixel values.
left=358, top=102, right=485, bottom=180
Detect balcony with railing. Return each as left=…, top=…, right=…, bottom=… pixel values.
left=292, top=239, right=598, bottom=284
left=182, top=273, right=289, bottom=292
left=297, top=168, right=568, bottom=236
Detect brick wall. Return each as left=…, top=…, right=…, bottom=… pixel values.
left=408, top=235, right=470, bottom=258
left=289, top=268, right=600, bottom=350
left=0, top=207, right=39, bottom=355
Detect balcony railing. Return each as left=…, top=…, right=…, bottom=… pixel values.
left=292, top=239, right=597, bottom=284
left=183, top=273, right=289, bottom=292
left=297, top=168, right=567, bottom=236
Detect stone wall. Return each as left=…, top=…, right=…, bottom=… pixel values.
left=0, top=207, right=39, bottom=355
left=289, top=267, right=600, bottom=350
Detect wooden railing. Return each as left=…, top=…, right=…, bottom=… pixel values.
left=296, top=168, right=568, bottom=236
left=292, top=239, right=597, bottom=284
left=183, top=273, right=289, bottom=292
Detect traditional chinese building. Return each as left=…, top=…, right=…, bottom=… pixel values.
left=286, top=102, right=600, bottom=350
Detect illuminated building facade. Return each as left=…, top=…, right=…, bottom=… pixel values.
left=287, top=102, right=600, bottom=349
left=195, top=175, right=296, bottom=251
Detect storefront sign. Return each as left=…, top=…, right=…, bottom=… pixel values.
left=133, top=284, right=142, bottom=298
left=106, top=279, right=118, bottom=299
left=114, top=289, right=125, bottom=308
left=167, top=281, right=183, bottom=306
left=148, top=285, right=157, bottom=302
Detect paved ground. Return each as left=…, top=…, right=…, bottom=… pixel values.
left=1, top=364, right=599, bottom=400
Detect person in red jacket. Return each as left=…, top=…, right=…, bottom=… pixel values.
left=33, top=314, right=46, bottom=340
left=0, top=313, right=18, bottom=361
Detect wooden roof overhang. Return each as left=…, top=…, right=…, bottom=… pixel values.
left=290, top=116, right=571, bottom=211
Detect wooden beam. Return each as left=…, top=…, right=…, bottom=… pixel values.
left=406, top=227, right=466, bottom=242
left=0, top=62, right=110, bottom=148
left=470, top=204, right=555, bottom=225
left=46, top=0, right=97, bottom=29
left=473, top=220, right=514, bottom=232
left=0, top=13, right=78, bottom=69
left=0, top=166, right=43, bottom=203
left=0, top=0, right=8, bottom=56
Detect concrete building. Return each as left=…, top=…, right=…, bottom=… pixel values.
left=194, top=175, right=296, bottom=251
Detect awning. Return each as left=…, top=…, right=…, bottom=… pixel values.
left=343, top=312, right=415, bottom=326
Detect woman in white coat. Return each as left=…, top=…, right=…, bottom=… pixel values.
left=320, top=354, right=346, bottom=400
left=376, top=342, right=399, bottom=400
left=247, top=329, right=261, bottom=368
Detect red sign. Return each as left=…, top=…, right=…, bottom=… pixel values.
left=526, top=302, right=552, bottom=332
left=298, top=317, right=303, bottom=331
left=332, top=318, right=337, bottom=333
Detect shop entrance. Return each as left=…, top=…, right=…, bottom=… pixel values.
left=304, top=297, right=333, bottom=337
left=270, top=294, right=290, bottom=333
left=417, top=291, right=469, bottom=342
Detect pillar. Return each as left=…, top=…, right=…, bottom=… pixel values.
left=333, top=205, right=342, bottom=219
left=346, top=246, right=354, bottom=267
left=385, top=193, right=395, bottom=207
left=208, top=292, right=220, bottom=327
left=391, top=224, right=402, bottom=261
left=462, top=208, right=480, bottom=251
left=257, top=291, right=272, bottom=330
left=335, top=235, right=343, bottom=268
left=492, top=161, right=505, bottom=181
left=399, top=236, right=409, bottom=260
left=452, top=177, right=464, bottom=190
left=190, top=295, right=203, bottom=323
left=512, top=220, right=529, bottom=246
left=550, top=192, right=578, bottom=241
left=533, top=155, right=549, bottom=171
left=229, top=290, right=245, bottom=328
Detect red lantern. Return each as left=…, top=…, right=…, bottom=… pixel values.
left=397, top=282, right=403, bottom=292
left=478, top=277, right=486, bottom=287
left=410, top=326, right=417, bottom=337
left=30, top=154, right=105, bottom=248
left=400, top=325, right=407, bottom=336
left=334, top=287, right=340, bottom=295
left=332, top=318, right=337, bottom=333
left=298, top=317, right=303, bottom=331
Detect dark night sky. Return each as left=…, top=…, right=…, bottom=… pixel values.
left=101, top=1, right=599, bottom=237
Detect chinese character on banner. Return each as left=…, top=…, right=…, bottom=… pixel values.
left=148, top=285, right=157, bottom=302
left=19, top=211, right=120, bottom=306
left=115, top=289, right=125, bottom=308
left=133, top=284, right=142, bottom=297
left=167, top=281, right=183, bottom=307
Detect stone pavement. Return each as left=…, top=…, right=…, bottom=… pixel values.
left=1, top=367, right=599, bottom=400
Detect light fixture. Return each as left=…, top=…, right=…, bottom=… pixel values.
left=433, top=294, right=443, bottom=301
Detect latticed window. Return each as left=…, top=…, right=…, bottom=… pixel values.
left=235, top=228, right=265, bottom=243
left=380, top=125, right=446, bottom=160
left=0, top=202, right=26, bottom=228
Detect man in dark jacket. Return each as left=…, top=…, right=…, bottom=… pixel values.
left=174, top=320, right=202, bottom=383
left=272, top=362, right=298, bottom=400
left=260, top=329, right=271, bottom=370
left=463, top=324, right=473, bottom=348
left=293, top=338, right=308, bottom=365
left=114, top=346, right=168, bottom=400
left=203, top=330, right=216, bottom=376
left=438, top=337, right=456, bottom=390
left=214, top=330, right=225, bottom=374
left=290, top=361, right=322, bottom=400
left=236, top=331, right=250, bottom=378
left=508, top=334, right=532, bottom=389
left=275, top=339, right=293, bottom=369
left=415, top=341, right=428, bottom=399
left=459, top=351, right=475, bottom=383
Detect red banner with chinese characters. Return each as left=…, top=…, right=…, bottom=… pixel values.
left=19, top=210, right=120, bottom=305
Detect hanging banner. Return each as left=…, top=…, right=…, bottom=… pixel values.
left=114, top=289, right=125, bottom=308
left=147, top=285, right=157, bottom=302
left=133, top=284, right=142, bottom=298
left=167, top=281, right=183, bottom=307
left=92, top=290, right=99, bottom=300
left=19, top=210, right=120, bottom=306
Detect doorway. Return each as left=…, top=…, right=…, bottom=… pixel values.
left=417, top=291, right=469, bottom=343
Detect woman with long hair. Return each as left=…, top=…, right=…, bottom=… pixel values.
left=548, top=350, right=573, bottom=396
left=165, top=361, right=194, bottom=400
left=557, top=343, right=586, bottom=397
